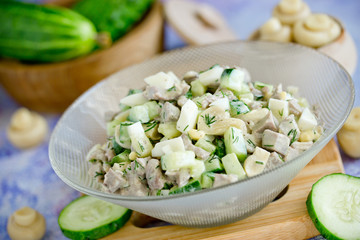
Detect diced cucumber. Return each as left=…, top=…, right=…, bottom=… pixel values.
left=254, top=81, right=273, bottom=93
left=221, top=153, right=247, bottom=180
left=306, top=173, right=360, bottom=240
left=169, top=180, right=202, bottom=195
left=176, top=100, right=198, bottom=133
left=128, top=105, right=149, bottom=123
left=156, top=190, right=170, bottom=196
left=144, top=72, right=175, bottom=90
left=158, top=122, right=181, bottom=139
left=144, top=101, right=160, bottom=120
left=143, top=121, right=161, bottom=140
left=229, top=99, right=250, bottom=116
left=238, top=92, right=254, bottom=101
left=298, top=107, right=318, bottom=131
left=201, top=172, right=215, bottom=188
left=119, top=92, right=148, bottom=107
left=210, top=97, right=230, bottom=111
left=214, top=137, right=226, bottom=158
left=112, top=137, right=124, bottom=155
left=204, top=156, right=224, bottom=173
left=161, top=151, right=196, bottom=171
left=58, top=196, right=132, bottom=240
left=114, top=122, right=133, bottom=149
left=190, top=160, right=205, bottom=179
left=268, top=98, right=289, bottom=121
left=224, top=127, right=247, bottom=162
left=195, top=138, right=216, bottom=153
left=110, top=150, right=131, bottom=166
left=106, top=118, right=122, bottom=137
left=152, top=136, right=185, bottom=157
left=220, top=68, right=245, bottom=92
left=113, top=109, right=130, bottom=121
left=190, top=79, right=207, bottom=97
left=198, top=64, right=224, bottom=87
left=127, top=122, right=153, bottom=157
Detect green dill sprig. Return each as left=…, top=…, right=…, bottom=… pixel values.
left=255, top=161, right=264, bottom=165
left=94, top=172, right=105, bottom=178
left=167, top=86, right=176, bottom=92
left=144, top=120, right=158, bottom=132
left=264, top=144, right=274, bottom=147
left=138, top=142, right=145, bottom=152
left=202, top=114, right=216, bottom=127
left=247, top=139, right=256, bottom=148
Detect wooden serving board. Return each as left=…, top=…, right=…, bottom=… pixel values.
left=103, top=139, right=344, bottom=240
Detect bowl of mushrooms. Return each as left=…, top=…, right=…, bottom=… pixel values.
left=249, top=0, right=357, bottom=75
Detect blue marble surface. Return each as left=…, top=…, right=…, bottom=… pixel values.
left=0, top=0, right=359, bottom=239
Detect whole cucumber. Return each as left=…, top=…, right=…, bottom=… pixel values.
left=0, top=1, right=98, bottom=62
left=73, top=0, right=154, bottom=41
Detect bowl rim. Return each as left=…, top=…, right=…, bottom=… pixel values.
left=49, top=40, right=355, bottom=202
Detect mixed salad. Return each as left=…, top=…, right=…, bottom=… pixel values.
left=86, top=65, right=323, bottom=196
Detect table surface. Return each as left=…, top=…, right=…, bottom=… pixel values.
left=0, top=0, right=359, bottom=239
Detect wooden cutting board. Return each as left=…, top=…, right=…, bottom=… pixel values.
left=103, top=139, right=343, bottom=239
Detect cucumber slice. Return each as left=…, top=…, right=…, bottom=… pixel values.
left=229, top=99, right=250, bottom=116
left=224, top=127, right=247, bottom=162
left=306, top=173, right=360, bottom=240
left=220, top=68, right=245, bottom=92
left=169, top=180, right=202, bottom=195
left=195, top=138, right=216, bottom=153
left=59, top=196, right=132, bottom=240
left=222, top=153, right=246, bottom=180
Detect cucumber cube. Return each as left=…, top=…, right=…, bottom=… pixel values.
left=195, top=138, right=216, bottom=153
left=158, top=122, right=181, bottom=139
left=220, top=68, right=245, bottom=92
left=204, top=156, right=224, bottom=173
left=161, top=151, right=195, bottom=171
left=222, top=153, right=247, bottom=180
left=144, top=101, right=160, bottom=120
left=128, top=105, right=150, bottom=123
left=191, top=79, right=207, bottom=97
left=229, top=99, right=250, bottom=116
left=224, top=127, right=247, bottom=162
left=169, top=180, right=202, bottom=195
left=201, top=172, right=215, bottom=188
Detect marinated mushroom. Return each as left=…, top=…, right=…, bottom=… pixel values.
left=337, top=107, right=360, bottom=158
left=293, top=13, right=341, bottom=47
left=259, top=17, right=292, bottom=43
left=272, top=0, right=311, bottom=25
left=6, top=108, right=48, bottom=149
left=7, top=207, right=46, bottom=240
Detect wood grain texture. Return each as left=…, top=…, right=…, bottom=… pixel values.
left=0, top=2, right=163, bottom=113
left=102, top=139, right=343, bottom=240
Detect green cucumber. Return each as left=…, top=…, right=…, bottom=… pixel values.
left=222, top=153, right=246, bottom=180
left=0, top=2, right=97, bottom=62
left=59, top=196, right=132, bottom=240
left=73, top=0, right=154, bottom=41
left=191, top=79, right=207, bottom=97
left=110, top=149, right=131, bottom=165
left=128, top=105, right=150, bottom=123
left=220, top=68, right=245, bottom=92
left=306, top=173, right=360, bottom=240
left=201, top=172, right=215, bottom=188
left=204, top=156, right=224, bottom=173
left=169, top=180, right=202, bottom=195
left=195, top=138, right=216, bottom=153
left=229, top=99, right=250, bottom=116
left=224, top=127, right=247, bottom=162
left=112, top=137, right=124, bottom=155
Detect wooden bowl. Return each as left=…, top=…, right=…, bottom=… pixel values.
left=0, top=1, right=163, bottom=113
left=248, top=17, right=357, bottom=76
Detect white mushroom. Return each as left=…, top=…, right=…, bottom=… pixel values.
left=272, top=0, right=311, bottom=25
left=259, top=17, right=292, bottom=43
left=293, top=14, right=341, bottom=48
left=6, top=108, right=48, bottom=149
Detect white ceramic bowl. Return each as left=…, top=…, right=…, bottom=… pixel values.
left=49, top=41, right=354, bottom=227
